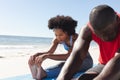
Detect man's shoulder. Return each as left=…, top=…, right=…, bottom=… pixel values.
left=80, top=25, right=92, bottom=41
left=81, top=25, right=92, bottom=35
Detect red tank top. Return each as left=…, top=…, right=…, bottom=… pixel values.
left=88, top=14, right=120, bottom=64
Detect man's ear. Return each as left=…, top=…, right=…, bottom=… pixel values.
left=116, top=14, right=120, bottom=23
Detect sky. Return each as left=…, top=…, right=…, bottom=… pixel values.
left=0, top=0, right=120, bottom=38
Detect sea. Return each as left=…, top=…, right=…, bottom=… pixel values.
left=0, top=35, right=53, bottom=58
left=0, top=35, right=53, bottom=50
left=0, top=35, right=97, bottom=58
left=0, top=35, right=97, bottom=46
left=0, top=35, right=52, bottom=45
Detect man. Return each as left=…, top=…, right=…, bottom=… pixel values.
left=57, top=4, right=120, bottom=80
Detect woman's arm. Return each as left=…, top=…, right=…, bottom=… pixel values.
left=35, top=40, right=74, bottom=61
left=35, top=34, right=79, bottom=62
left=29, top=38, right=59, bottom=64
left=40, top=34, right=79, bottom=61
left=33, top=38, right=59, bottom=56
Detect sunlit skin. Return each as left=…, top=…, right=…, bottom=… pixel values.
left=54, top=29, right=70, bottom=44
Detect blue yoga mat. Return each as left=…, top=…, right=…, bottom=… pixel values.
left=0, top=72, right=84, bottom=80
left=1, top=64, right=98, bottom=80
left=0, top=74, right=56, bottom=80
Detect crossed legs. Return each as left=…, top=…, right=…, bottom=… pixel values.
left=78, top=54, right=120, bottom=80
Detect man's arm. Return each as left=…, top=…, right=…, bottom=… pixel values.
left=94, top=48, right=120, bottom=80
left=57, top=25, right=92, bottom=80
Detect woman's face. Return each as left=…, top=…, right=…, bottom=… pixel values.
left=54, top=29, right=69, bottom=43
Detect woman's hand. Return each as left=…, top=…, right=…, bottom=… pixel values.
left=35, top=54, right=49, bottom=66
left=28, top=55, right=36, bottom=65
left=28, top=52, right=42, bottom=65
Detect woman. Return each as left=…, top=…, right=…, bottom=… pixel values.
left=28, top=15, right=93, bottom=80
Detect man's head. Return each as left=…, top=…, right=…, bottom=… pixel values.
left=89, top=4, right=118, bottom=41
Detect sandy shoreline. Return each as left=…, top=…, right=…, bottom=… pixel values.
left=0, top=45, right=99, bottom=79
left=0, top=56, right=30, bottom=79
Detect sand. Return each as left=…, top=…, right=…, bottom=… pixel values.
left=0, top=45, right=99, bottom=79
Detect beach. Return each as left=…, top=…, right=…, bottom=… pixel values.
left=0, top=35, right=99, bottom=79
left=0, top=44, right=57, bottom=79
left=0, top=44, right=99, bottom=79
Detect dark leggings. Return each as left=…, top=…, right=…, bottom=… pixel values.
left=44, top=52, right=93, bottom=78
